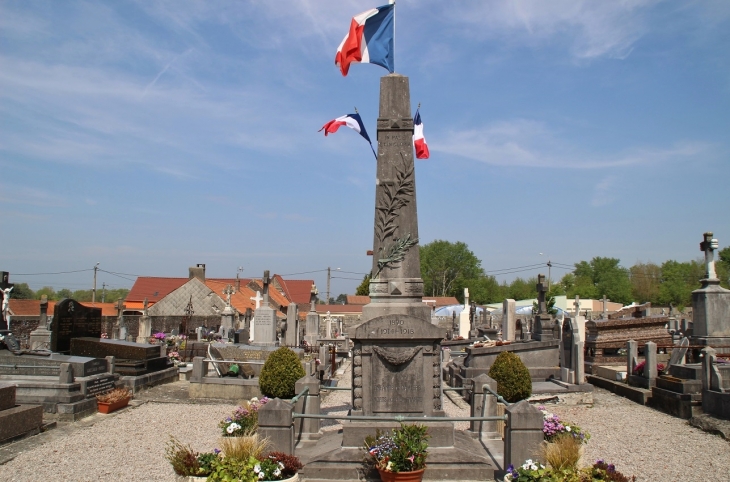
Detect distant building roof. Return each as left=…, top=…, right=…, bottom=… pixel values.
left=9, top=299, right=118, bottom=317
left=346, top=295, right=458, bottom=307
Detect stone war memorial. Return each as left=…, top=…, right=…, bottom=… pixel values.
left=299, top=74, right=495, bottom=482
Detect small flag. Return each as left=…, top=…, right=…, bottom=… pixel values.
left=319, top=113, right=377, bottom=159
left=335, top=4, right=395, bottom=77
left=413, top=109, right=430, bottom=159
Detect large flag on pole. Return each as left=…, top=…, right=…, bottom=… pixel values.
left=319, top=113, right=377, bottom=159
left=335, top=4, right=395, bottom=76
left=413, top=108, right=430, bottom=159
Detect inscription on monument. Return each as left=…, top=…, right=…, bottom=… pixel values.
left=372, top=348, right=424, bottom=413
left=52, top=299, right=102, bottom=353
left=83, top=376, right=116, bottom=397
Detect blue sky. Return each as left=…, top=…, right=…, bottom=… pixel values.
left=1, top=0, right=729, bottom=298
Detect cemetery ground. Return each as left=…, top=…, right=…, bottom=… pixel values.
left=1, top=360, right=728, bottom=482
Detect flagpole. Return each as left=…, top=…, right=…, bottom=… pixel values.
left=391, top=0, right=396, bottom=73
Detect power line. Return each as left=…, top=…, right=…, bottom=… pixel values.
left=13, top=268, right=94, bottom=276
left=98, top=269, right=136, bottom=282
left=278, top=269, right=328, bottom=276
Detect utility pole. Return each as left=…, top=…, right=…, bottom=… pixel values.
left=547, top=260, right=552, bottom=292
left=326, top=267, right=331, bottom=305
left=92, top=262, right=100, bottom=303
left=101, top=282, right=106, bottom=303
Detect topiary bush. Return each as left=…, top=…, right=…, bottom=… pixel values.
left=488, top=351, right=532, bottom=403
left=258, top=347, right=306, bottom=399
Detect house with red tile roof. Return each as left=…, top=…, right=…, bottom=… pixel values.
left=8, top=299, right=118, bottom=317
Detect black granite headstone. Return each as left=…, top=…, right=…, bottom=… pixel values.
left=51, top=299, right=102, bottom=353
left=562, top=318, right=574, bottom=368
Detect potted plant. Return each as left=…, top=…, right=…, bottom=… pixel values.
left=363, top=423, right=429, bottom=482
left=254, top=452, right=303, bottom=482
left=219, top=396, right=270, bottom=437
left=208, top=433, right=269, bottom=482
left=165, top=437, right=218, bottom=481
left=96, top=387, right=132, bottom=414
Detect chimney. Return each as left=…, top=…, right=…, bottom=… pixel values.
left=189, top=264, right=206, bottom=281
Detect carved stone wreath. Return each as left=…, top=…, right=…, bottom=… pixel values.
left=372, top=346, right=422, bottom=366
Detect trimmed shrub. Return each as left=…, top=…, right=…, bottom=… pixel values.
left=488, top=351, right=532, bottom=403
left=258, top=347, right=306, bottom=399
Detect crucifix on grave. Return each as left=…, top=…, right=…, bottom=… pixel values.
left=573, top=295, right=581, bottom=318
left=250, top=291, right=263, bottom=309
left=0, top=271, right=14, bottom=331
left=223, top=284, right=235, bottom=307
left=601, top=295, right=610, bottom=319
left=533, top=274, right=554, bottom=341
left=253, top=270, right=277, bottom=346
left=700, top=232, right=720, bottom=285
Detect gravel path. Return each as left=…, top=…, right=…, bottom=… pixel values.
left=548, top=388, right=730, bottom=481
left=2, top=365, right=729, bottom=481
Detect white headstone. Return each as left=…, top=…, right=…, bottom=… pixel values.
left=502, top=299, right=516, bottom=341
left=459, top=288, right=471, bottom=339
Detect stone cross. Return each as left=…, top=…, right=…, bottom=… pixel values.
left=223, top=284, right=234, bottom=307
left=601, top=295, right=610, bottom=319
left=262, top=270, right=271, bottom=297
left=464, top=288, right=470, bottom=309
left=536, top=274, right=547, bottom=315
left=116, top=299, right=125, bottom=318
left=310, top=284, right=318, bottom=312
left=573, top=295, right=580, bottom=318
left=250, top=291, right=263, bottom=309
left=142, top=297, right=149, bottom=317
left=700, top=232, right=719, bottom=280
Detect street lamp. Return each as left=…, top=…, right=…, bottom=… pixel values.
left=326, top=267, right=340, bottom=304
left=539, top=253, right=552, bottom=292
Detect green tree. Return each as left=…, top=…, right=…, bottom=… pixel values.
left=658, top=259, right=703, bottom=308
left=35, top=286, right=57, bottom=300
left=568, top=257, right=631, bottom=304
left=717, top=246, right=730, bottom=288
left=57, top=288, right=73, bottom=300
left=420, top=240, right=483, bottom=298
left=102, top=288, right=129, bottom=303
left=71, top=289, right=93, bottom=301
left=355, top=274, right=371, bottom=296
left=334, top=294, right=347, bottom=304
left=629, top=262, right=661, bottom=304
left=463, top=275, right=503, bottom=304
left=506, top=277, right=537, bottom=301
left=9, top=283, right=35, bottom=299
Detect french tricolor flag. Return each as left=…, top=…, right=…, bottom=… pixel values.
left=335, top=4, right=395, bottom=77
left=413, top=109, right=429, bottom=159
left=319, top=113, right=372, bottom=143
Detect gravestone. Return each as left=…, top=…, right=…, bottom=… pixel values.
left=533, top=274, right=554, bottom=341
left=0, top=271, right=13, bottom=331
left=502, top=299, right=516, bottom=341
left=70, top=337, right=170, bottom=375
left=560, top=317, right=583, bottom=384
left=249, top=291, right=262, bottom=343
left=573, top=296, right=587, bottom=343
left=304, top=285, right=320, bottom=347
left=691, top=232, right=730, bottom=354
left=29, top=295, right=52, bottom=350
left=284, top=302, right=298, bottom=347
left=458, top=288, right=470, bottom=339
left=325, top=311, right=332, bottom=339
left=220, top=284, right=235, bottom=340
left=51, top=299, right=102, bottom=353
left=136, top=297, right=151, bottom=343
left=253, top=271, right=277, bottom=346
left=667, top=337, right=689, bottom=369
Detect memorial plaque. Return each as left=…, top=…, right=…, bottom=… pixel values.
left=253, top=307, right=276, bottom=346
left=82, top=375, right=117, bottom=397
left=372, top=346, right=423, bottom=412
left=51, top=299, right=102, bottom=353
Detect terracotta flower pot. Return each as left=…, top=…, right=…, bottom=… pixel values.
left=97, top=397, right=130, bottom=414
left=377, top=468, right=425, bottom=482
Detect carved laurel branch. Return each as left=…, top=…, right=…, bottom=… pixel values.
left=375, top=153, right=414, bottom=244
left=373, top=345, right=422, bottom=366
left=375, top=233, right=419, bottom=278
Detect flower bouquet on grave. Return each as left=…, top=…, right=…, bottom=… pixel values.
left=165, top=437, right=219, bottom=480
left=632, top=361, right=665, bottom=376
left=363, top=423, right=429, bottom=482
left=150, top=332, right=166, bottom=344
left=253, top=452, right=303, bottom=481
left=96, top=386, right=132, bottom=414
left=168, top=351, right=182, bottom=366
left=219, top=396, right=270, bottom=436
left=537, top=406, right=590, bottom=444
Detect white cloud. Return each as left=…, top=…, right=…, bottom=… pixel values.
left=592, top=176, right=618, bottom=207
left=433, top=119, right=713, bottom=169
left=0, top=183, right=68, bottom=207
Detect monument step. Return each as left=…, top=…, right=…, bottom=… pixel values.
left=299, top=430, right=494, bottom=481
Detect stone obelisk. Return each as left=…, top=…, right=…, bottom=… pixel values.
left=363, top=74, right=430, bottom=323
left=350, top=74, right=444, bottom=422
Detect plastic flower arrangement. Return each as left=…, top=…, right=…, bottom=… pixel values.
left=632, top=361, right=665, bottom=376
left=505, top=458, right=637, bottom=481
left=538, top=406, right=590, bottom=444
left=100, top=333, right=109, bottom=339
left=152, top=332, right=166, bottom=343
left=363, top=423, right=429, bottom=473
left=168, top=351, right=182, bottom=365
left=219, top=396, right=270, bottom=437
